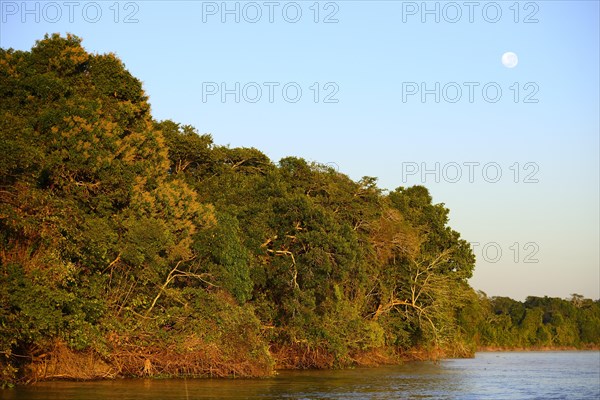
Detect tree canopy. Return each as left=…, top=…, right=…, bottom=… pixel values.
left=1, top=34, right=598, bottom=385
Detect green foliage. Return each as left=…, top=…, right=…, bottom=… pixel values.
left=193, top=212, right=253, bottom=304
left=475, top=294, right=600, bottom=348
left=1, top=34, right=598, bottom=385
left=0, top=34, right=215, bottom=383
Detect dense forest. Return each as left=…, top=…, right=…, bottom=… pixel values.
left=1, top=35, right=598, bottom=386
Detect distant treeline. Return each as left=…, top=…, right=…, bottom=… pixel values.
left=1, top=35, right=598, bottom=386
left=475, top=295, right=600, bottom=349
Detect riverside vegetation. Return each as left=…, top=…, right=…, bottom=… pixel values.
left=1, top=35, right=599, bottom=386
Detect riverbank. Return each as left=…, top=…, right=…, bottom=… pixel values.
left=6, top=351, right=600, bottom=399
left=477, top=345, right=600, bottom=352
left=6, top=344, right=471, bottom=386
left=0, top=344, right=433, bottom=385
left=5, top=343, right=599, bottom=387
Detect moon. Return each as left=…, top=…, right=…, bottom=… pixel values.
left=502, top=52, right=519, bottom=68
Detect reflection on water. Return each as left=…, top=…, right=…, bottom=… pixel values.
left=2, top=352, right=599, bottom=400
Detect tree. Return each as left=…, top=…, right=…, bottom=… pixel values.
left=368, top=186, right=475, bottom=352
left=0, top=35, right=224, bottom=383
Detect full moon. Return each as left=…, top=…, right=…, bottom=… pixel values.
left=502, top=52, right=519, bottom=68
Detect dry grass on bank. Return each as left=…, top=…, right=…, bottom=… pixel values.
left=25, top=342, right=115, bottom=383
left=271, top=344, right=400, bottom=370
left=21, top=335, right=274, bottom=384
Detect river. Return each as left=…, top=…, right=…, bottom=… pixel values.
left=2, top=351, right=599, bottom=399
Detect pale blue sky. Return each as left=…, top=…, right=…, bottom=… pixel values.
left=1, top=0, right=598, bottom=300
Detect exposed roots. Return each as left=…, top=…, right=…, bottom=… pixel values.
left=107, top=333, right=273, bottom=379
left=26, top=342, right=115, bottom=383
left=22, top=335, right=274, bottom=383
left=271, top=343, right=335, bottom=370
